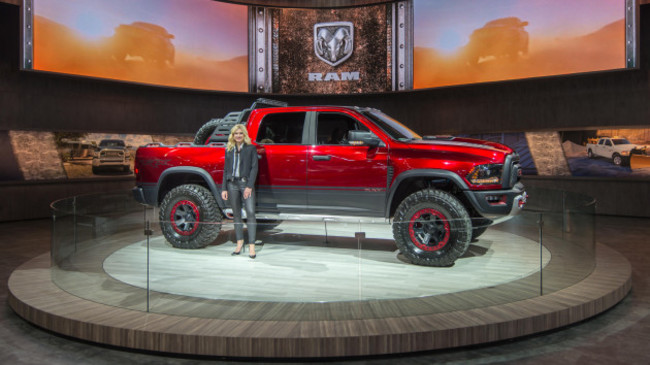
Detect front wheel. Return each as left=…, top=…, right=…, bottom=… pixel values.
left=393, top=189, right=471, bottom=267
left=159, top=184, right=222, bottom=249
left=612, top=154, right=622, bottom=166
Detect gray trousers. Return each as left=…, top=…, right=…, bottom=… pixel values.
left=227, top=180, right=256, bottom=244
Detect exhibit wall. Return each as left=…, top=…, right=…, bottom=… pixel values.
left=1, top=0, right=650, bottom=219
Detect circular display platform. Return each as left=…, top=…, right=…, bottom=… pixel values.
left=8, top=232, right=631, bottom=358
left=103, top=227, right=550, bottom=302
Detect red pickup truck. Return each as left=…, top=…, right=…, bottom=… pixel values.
left=133, top=99, right=527, bottom=266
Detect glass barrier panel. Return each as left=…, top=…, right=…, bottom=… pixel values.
left=50, top=192, right=148, bottom=312
left=520, top=187, right=596, bottom=295
left=356, top=213, right=544, bottom=318
left=144, top=215, right=363, bottom=319
left=49, top=187, right=595, bottom=321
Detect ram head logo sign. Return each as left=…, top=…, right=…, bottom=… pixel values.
left=314, top=21, right=354, bottom=67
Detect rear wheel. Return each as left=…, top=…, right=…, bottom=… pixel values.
left=393, top=189, right=471, bottom=267
left=587, top=149, right=594, bottom=158
left=159, top=184, right=222, bottom=249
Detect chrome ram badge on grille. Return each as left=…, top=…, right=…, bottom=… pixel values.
left=314, top=21, right=354, bottom=67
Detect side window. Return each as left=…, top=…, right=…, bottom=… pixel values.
left=605, top=140, right=612, bottom=147
left=256, top=112, right=306, bottom=144
left=316, top=113, right=369, bottom=145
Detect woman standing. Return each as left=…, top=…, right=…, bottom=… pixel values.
left=221, top=124, right=258, bottom=258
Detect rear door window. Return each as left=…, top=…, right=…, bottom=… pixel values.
left=256, top=112, right=307, bottom=144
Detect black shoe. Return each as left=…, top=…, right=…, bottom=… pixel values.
left=249, top=254, right=256, bottom=259
left=232, top=243, right=244, bottom=256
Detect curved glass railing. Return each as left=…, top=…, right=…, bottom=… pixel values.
left=50, top=186, right=595, bottom=319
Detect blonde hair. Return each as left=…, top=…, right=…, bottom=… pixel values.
left=226, top=124, right=252, bottom=151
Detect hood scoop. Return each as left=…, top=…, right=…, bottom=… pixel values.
left=423, top=135, right=455, bottom=141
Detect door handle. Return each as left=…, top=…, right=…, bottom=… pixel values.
left=312, top=155, right=331, bottom=161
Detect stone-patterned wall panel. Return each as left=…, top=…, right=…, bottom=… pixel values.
left=525, top=131, right=571, bottom=176
left=9, top=131, right=66, bottom=180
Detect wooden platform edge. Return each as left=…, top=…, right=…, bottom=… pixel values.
left=7, top=243, right=632, bottom=358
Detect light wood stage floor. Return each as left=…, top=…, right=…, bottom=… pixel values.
left=100, top=228, right=550, bottom=302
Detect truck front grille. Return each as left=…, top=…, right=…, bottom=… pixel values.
left=502, top=153, right=521, bottom=189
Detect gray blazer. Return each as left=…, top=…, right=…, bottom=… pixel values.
left=222, top=143, right=258, bottom=190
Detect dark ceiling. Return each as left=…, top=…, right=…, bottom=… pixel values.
left=220, top=0, right=392, bottom=8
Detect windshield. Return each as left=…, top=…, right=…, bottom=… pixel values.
left=99, top=140, right=125, bottom=148
left=361, top=110, right=421, bottom=141
left=612, top=138, right=631, bottom=145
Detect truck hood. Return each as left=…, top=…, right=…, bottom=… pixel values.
left=409, top=136, right=513, bottom=154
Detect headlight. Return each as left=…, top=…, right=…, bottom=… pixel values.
left=621, top=151, right=630, bottom=156
left=467, top=164, right=503, bottom=185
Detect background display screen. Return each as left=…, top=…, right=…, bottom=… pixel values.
left=414, top=0, right=628, bottom=89
left=30, top=0, right=248, bottom=91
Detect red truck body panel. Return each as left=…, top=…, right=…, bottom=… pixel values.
left=134, top=104, right=524, bottom=220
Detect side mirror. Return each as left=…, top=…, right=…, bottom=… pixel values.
left=348, top=130, right=380, bottom=148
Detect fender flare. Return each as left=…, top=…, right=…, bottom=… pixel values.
left=157, top=167, right=226, bottom=210
left=385, top=169, right=469, bottom=218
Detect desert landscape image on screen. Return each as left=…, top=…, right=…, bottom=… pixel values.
left=32, top=0, right=248, bottom=91
left=414, top=0, right=626, bottom=89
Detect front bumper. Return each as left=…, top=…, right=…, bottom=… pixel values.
left=463, top=182, right=527, bottom=219
left=93, top=159, right=129, bottom=168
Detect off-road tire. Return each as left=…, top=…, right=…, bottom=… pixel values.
left=193, top=118, right=222, bottom=145
left=159, top=184, right=222, bottom=249
left=471, top=217, right=492, bottom=241
left=612, top=153, right=622, bottom=166
left=393, top=189, right=471, bottom=267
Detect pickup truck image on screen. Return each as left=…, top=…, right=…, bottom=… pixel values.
left=92, top=139, right=131, bottom=174
left=587, top=137, right=639, bottom=166
left=133, top=99, right=527, bottom=267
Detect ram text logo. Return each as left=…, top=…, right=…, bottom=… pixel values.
left=308, top=71, right=360, bottom=81
left=314, top=21, right=354, bottom=66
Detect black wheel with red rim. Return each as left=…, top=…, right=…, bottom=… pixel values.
left=159, top=184, right=222, bottom=249
left=393, top=189, right=471, bottom=267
